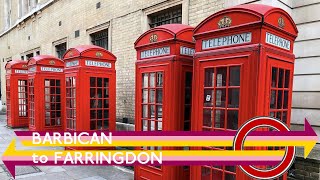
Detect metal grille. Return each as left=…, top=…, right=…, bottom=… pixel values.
left=90, top=77, right=110, bottom=130
left=90, top=30, right=108, bottom=50
left=149, top=5, right=182, bottom=28
left=18, top=80, right=28, bottom=117
left=44, top=79, right=62, bottom=127
left=56, top=43, right=66, bottom=59
left=66, top=77, right=76, bottom=130
left=201, top=66, right=241, bottom=180
left=28, top=79, right=35, bottom=126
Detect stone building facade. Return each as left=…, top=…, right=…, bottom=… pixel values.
left=0, top=0, right=319, bottom=142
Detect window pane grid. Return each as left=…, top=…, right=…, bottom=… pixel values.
left=44, top=79, right=62, bottom=127
left=66, top=77, right=76, bottom=130
left=6, top=79, right=11, bottom=121
left=140, top=72, right=163, bottom=170
left=18, top=80, right=28, bottom=117
left=202, top=66, right=241, bottom=179
left=28, top=79, right=35, bottom=126
left=90, top=77, right=110, bottom=130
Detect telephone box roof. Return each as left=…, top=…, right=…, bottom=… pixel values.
left=194, top=4, right=298, bottom=37
left=5, top=60, right=27, bottom=69
left=63, top=45, right=116, bottom=61
left=27, top=55, right=64, bottom=66
left=135, top=24, right=194, bottom=48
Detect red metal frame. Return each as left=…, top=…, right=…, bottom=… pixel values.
left=62, top=45, right=116, bottom=138
left=134, top=24, right=195, bottom=180
left=5, top=60, right=29, bottom=128
left=191, top=4, right=298, bottom=180
left=27, top=55, right=65, bottom=131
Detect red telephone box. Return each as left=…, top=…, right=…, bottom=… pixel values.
left=5, top=60, right=29, bottom=128
left=191, top=4, right=298, bottom=180
left=62, top=45, right=116, bottom=137
left=27, top=55, right=65, bottom=131
left=134, top=24, right=195, bottom=180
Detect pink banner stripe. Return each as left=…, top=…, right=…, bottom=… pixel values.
left=18, top=136, right=313, bottom=142
left=3, top=155, right=283, bottom=161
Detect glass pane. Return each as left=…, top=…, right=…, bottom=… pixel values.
left=216, top=67, right=227, bottom=87
left=90, top=77, right=96, bottom=87
left=150, top=73, right=155, bottom=87
left=277, top=90, right=283, bottom=109
left=228, top=88, right=240, bottom=108
left=285, top=70, right=290, bottom=88
left=97, top=88, right=102, bottom=98
left=97, top=78, right=103, bottom=87
left=142, top=120, right=148, bottom=131
left=226, top=166, right=236, bottom=172
left=282, top=111, right=287, bottom=124
left=150, top=105, right=156, bottom=119
left=158, top=121, right=162, bottom=131
left=278, top=68, right=284, bottom=88
left=56, top=80, right=61, bottom=86
left=149, top=89, right=155, bottom=103
left=215, top=110, right=225, bottom=128
left=156, top=105, right=162, bottom=121
left=185, top=88, right=192, bottom=104
left=142, top=105, right=148, bottom=118
left=156, top=89, right=163, bottom=103
left=50, top=79, right=55, bottom=86
left=201, top=166, right=211, bottom=180
left=271, top=67, right=277, bottom=88
left=157, top=72, right=163, bottom=87
left=276, top=111, right=282, bottom=120
left=45, top=88, right=50, bottom=95
left=270, top=111, right=275, bottom=118
left=142, top=73, right=148, bottom=88
left=104, top=78, right=109, bottom=87
left=90, top=110, right=96, bottom=119
left=103, top=120, right=109, bottom=129
left=103, top=99, right=109, bottom=108
left=215, top=89, right=226, bottom=107
left=97, top=110, right=103, bottom=119
left=204, top=68, right=214, bottom=87
left=229, top=66, right=240, bottom=86
left=66, top=78, right=70, bottom=86
left=225, top=173, right=236, bottom=180
left=45, top=118, right=50, bottom=126
left=101, top=87, right=107, bottom=98
left=142, top=90, right=148, bottom=103
left=283, top=91, right=289, bottom=109
left=212, top=169, right=223, bottom=180
left=97, top=120, right=103, bottom=130
left=185, top=72, right=192, bottom=87
left=50, top=87, right=55, bottom=94
left=204, top=89, right=214, bottom=107
left=45, top=80, right=50, bottom=86
left=227, top=111, right=238, bottom=130
left=104, top=110, right=109, bottom=118
left=270, top=90, right=276, bottom=109
left=203, top=109, right=212, bottom=127
left=90, top=121, right=96, bottom=130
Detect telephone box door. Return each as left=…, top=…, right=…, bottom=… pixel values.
left=87, top=73, right=115, bottom=131
left=195, top=56, right=252, bottom=180
left=267, top=58, right=294, bottom=126
left=135, top=65, right=167, bottom=180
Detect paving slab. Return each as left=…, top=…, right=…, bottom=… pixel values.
left=38, top=166, right=66, bottom=174
left=17, top=172, right=73, bottom=180
left=80, top=176, right=107, bottom=180
left=0, top=172, right=11, bottom=180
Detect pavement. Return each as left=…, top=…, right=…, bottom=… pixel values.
left=0, top=115, right=134, bottom=180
